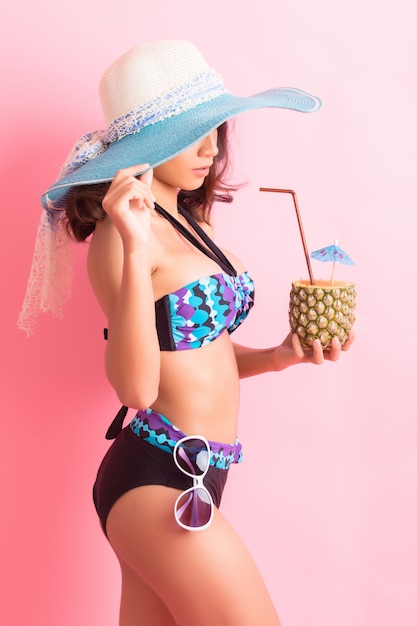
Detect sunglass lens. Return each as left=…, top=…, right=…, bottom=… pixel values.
left=174, top=438, right=210, bottom=476
left=175, top=487, right=213, bottom=529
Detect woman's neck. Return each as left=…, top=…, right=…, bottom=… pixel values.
left=151, top=178, right=179, bottom=216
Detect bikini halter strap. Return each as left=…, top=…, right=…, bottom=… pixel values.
left=155, top=203, right=237, bottom=277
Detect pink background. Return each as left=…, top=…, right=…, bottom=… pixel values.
left=1, top=2, right=416, bottom=625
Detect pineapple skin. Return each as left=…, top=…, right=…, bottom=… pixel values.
left=289, top=281, right=356, bottom=349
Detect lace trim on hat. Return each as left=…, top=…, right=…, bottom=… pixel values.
left=17, top=210, right=73, bottom=336
left=58, top=132, right=107, bottom=179
left=59, top=69, right=226, bottom=178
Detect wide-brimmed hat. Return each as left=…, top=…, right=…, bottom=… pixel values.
left=42, top=39, right=321, bottom=211
left=19, top=39, right=321, bottom=336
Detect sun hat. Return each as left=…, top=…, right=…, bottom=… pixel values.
left=43, top=40, right=321, bottom=210
left=19, top=39, right=321, bottom=334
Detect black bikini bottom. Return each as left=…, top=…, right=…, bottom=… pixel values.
left=92, top=425, right=229, bottom=536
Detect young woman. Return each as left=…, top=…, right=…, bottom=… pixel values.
left=20, top=40, right=352, bottom=626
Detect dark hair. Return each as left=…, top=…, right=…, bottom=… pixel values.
left=64, top=122, right=237, bottom=243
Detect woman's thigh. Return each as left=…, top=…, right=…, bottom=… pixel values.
left=106, top=485, right=281, bottom=626
left=117, top=560, right=177, bottom=626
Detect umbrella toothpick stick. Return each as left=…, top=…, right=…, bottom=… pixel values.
left=259, top=188, right=315, bottom=285
left=330, top=239, right=338, bottom=285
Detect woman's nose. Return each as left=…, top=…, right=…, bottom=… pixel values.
left=198, top=131, right=219, bottom=157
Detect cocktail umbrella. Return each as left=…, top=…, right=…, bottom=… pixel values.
left=311, top=239, right=354, bottom=284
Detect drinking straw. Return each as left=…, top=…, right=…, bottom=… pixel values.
left=259, top=188, right=315, bottom=285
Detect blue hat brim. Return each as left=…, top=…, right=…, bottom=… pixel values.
left=42, top=88, right=321, bottom=210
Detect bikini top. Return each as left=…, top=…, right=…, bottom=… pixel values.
left=153, top=203, right=254, bottom=351
left=104, top=202, right=255, bottom=439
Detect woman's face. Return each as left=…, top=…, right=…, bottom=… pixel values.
left=152, top=130, right=219, bottom=191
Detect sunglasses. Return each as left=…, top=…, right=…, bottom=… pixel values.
left=173, top=436, right=214, bottom=531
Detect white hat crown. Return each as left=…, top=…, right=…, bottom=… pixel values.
left=99, top=40, right=219, bottom=126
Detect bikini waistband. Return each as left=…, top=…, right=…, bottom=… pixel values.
left=129, top=408, right=243, bottom=470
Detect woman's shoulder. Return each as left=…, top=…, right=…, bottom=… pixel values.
left=88, top=217, right=123, bottom=272
left=87, top=218, right=125, bottom=316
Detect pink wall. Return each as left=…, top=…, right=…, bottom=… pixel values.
left=2, top=2, right=416, bottom=625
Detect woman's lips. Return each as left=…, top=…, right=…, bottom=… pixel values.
left=192, top=167, right=210, bottom=177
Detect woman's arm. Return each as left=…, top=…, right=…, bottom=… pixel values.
left=104, top=243, right=160, bottom=408
left=233, top=331, right=354, bottom=379
left=91, top=166, right=161, bottom=408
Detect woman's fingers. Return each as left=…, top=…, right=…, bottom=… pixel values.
left=324, top=337, right=342, bottom=361
left=113, top=164, right=152, bottom=179
left=291, top=332, right=305, bottom=359
left=292, top=334, right=344, bottom=364
left=100, top=165, right=156, bottom=243
left=342, top=330, right=355, bottom=351
left=139, top=167, right=153, bottom=190
left=284, top=331, right=353, bottom=370
left=311, top=339, right=325, bottom=364
left=103, top=165, right=155, bottom=211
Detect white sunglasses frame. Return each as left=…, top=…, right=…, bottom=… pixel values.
left=173, top=435, right=214, bottom=531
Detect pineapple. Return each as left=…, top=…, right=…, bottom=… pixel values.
left=289, top=280, right=356, bottom=349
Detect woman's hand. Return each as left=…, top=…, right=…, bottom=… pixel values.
left=272, top=331, right=355, bottom=371
left=232, top=331, right=354, bottom=379
left=101, top=165, right=155, bottom=244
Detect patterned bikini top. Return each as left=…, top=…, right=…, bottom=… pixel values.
left=154, top=204, right=254, bottom=350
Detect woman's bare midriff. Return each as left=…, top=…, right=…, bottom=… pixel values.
left=152, top=331, right=240, bottom=443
